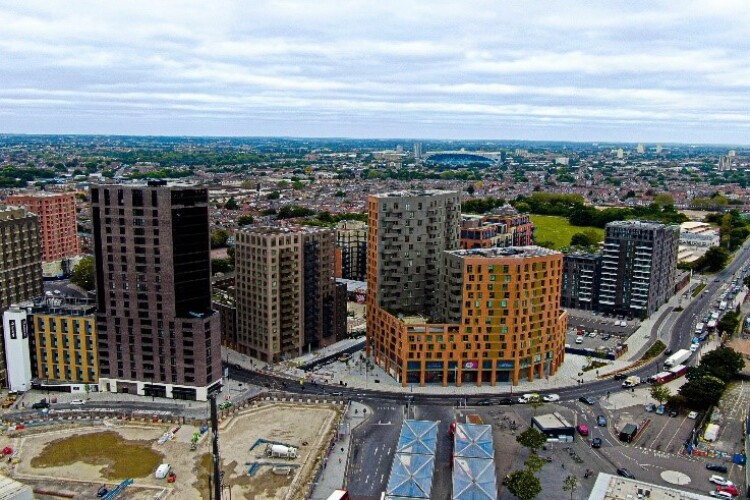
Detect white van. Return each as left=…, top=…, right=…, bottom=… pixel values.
left=155, top=463, right=172, bottom=479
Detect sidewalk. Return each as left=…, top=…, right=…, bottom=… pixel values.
left=309, top=401, right=370, bottom=499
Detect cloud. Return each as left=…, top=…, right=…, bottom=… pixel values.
left=0, top=0, right=749, bottom=142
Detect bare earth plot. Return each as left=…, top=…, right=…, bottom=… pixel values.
left=8, top=403, right=339, bottom=500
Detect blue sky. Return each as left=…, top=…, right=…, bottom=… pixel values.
left=2, top=1, right=749, bottom=143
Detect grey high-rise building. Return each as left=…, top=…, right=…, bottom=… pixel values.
left=598, top=220, right=679, bottom=318
left=235, top=226, right=345, bottom=363
left=0, top=206, right=43, bottom=387
left=335, top=220, right=367, bottom=282
left=367, top=189, right=461, bottom=321
left=561, top=252, right=601, bottom=311
left=91, top=181, right=222, bottom=401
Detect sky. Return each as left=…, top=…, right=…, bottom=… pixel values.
left=2, top=1, right=750, bottom=144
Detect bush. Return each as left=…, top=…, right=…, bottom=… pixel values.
left=640, top=340, right=666, bottom=361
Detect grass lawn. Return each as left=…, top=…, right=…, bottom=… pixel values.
left=31, top=431, right=163, bottom=479
left=530, top=215, right=605, bottom=250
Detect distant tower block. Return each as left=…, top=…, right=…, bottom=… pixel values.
left=413, top=142, right=422, bottom=160
left=616, top=148, right=624, bottom=159
left=656, top=144, right=663, bottom=154
left=637, top=143, right=645, bottom=154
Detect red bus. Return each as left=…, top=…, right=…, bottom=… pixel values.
left=326, top=490, right=350, bottom=500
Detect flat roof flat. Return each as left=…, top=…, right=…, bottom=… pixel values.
left=532, top=413, right=573, bottom=429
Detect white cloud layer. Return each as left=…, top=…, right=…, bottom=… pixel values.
left=1, top=0, right=749, bottom=142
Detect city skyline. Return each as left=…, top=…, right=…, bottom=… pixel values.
left=2, top=1, right=750, bottom=144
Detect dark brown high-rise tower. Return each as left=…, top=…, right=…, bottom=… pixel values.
left=91, top=181, right=222, bottom=401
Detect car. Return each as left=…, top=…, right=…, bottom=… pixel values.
left=476, top=399, right=495, bottom=406
left=575, top=336, right=583, bottom=344
left=601, top=334, right=611, bottom=341
left=709, top=475, right=733, bottom=486
left=579, top=396, right=596, bottom=406
left=656, top=404, right=666, bottom=415
left=644, top=403, right=656, bottom=412
left=716, top=485, right=739, bottom=496
left=706, top=463, right=729, bottom=473
left=669, top=409, right=678, bottom=417
left=518, top=393, right=540, bottom=404
left=591, top=437, right=602, bottom=448
left=710, top=491, right=735, bottom=499
left=70, top=399, right=85, bottom=405
left=617, top=468, right=635, bottom=479
left=688, top=411, right=699, bottom=419
left=31, top=400, right=49, bottom=410
left=663, top=348, right=673, bottom=356
left=577, top=424, right=589, bottom=437
left=497, top=398, right=515, bottom=405
left=613, top=373, right=628, bottom=380
left=597, top=415, right=607, bottom=426
left=542, top=394, right=560, bottom=402
left=690, top=344, right=700, bottom=352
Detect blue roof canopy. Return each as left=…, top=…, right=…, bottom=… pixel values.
left=452, top=456, right=498, bottom=500
left=397, top=419, right=439, bottom=455
left=386, top=453, right=435, bottom=499
left=454, top=423, right=494, bottom=459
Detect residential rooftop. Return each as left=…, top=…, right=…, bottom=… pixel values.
left=447, top=246, right=561, bottom=259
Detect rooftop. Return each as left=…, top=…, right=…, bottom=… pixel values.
left=238, top=225, right=332, bottom=235
left=371, top=189, right=458, bottom=199
left=532, top=412, right=573, bottom=430
left=606, top=220, right=673, bottom=230
left=447, top=246, right=561, bottom=259
left=589, top=473, right=713, bottom=500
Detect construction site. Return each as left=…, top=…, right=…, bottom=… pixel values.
left=0, top=400, right=341, bottom=499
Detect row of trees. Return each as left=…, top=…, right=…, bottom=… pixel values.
left=671, top=347, right=745, bottom=410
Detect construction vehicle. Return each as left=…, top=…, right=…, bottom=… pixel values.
left=621, top=376, right=641, bottom=388
left=267, top=444, right=298, bottom=459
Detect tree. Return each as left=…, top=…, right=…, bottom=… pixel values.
left=211, top=258, right=233, bottom=274
left=570, top=232, right=593, bottom=247
left=717, top=312, right=740, bottom=338
left=702, top=246, right=729, bottom=272
left=266, top=190, right=281, bottom=200
left=467, top=184, right=476, bottom=195
left=699, top=347, right=745, bottom=382
left=71, top=256, right=95, bottom=291
left=528, top=397, right=545, bottom=416
left=223, top=197, right=239, bottom=210
left=210, top=229, right=230, bottom=248
left=506, top=468, right=542, bottom=500
left=516, top=427, right=547, bottom=454
left=563, top=475, right=578, bottom=500
left=679, top=375, right=726, bottom=409
left=292, top=180, right=305, bottom=190
left=653, top=193, right=675, bottom=210
left=237, top=215, right=254, bottom=226
left=650, top=384, right=671, bottom=405
left=524, top=454, right=546, bottom=474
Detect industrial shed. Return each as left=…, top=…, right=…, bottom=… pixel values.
left=385, top=453, right=435, bottom=499
left=453, top=423, right=494, bottom=459
left=452, top=456, right=498, bottom=500
left=396, top=419, right=439, bottom=455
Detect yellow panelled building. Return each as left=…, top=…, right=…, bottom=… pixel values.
left=31, top=298, right=98, bottom=385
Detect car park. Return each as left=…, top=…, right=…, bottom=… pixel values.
left=706, top=463, right=729, bottom=473
left=579, top=396, right=596, bottom=406
left=617, top=468, right=635, bottom=479
left=597, top=415, right=607, bottom=426
left=591, top=437, right=602, bottom=448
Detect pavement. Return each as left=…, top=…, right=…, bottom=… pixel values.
left=309, top=401, right=370, bottom=500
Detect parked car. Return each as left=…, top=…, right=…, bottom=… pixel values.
left=669, top=409, right=678, bottom=417
left=617, top=468, right=635, bottom=479
left=644, top=403, right=656, bottom=412
left=497, top=398, right=515, bottom=405
left=613, top=373, right=628, bottom=381
left=577, top=424, right=589, bottom=437
left=709, top=475, right=733, bottom=486
left=542, top=393, right=560, bottom=402
left=579, top=396, right=596, bottom=406
left=709, top=491, right=734, bottom=499
left=716, top=484, right=739, bottom=496
left=476, top=399, right=495, bottom=406
left=575, top=336, right=583, bottom=344
left=663, top=348, right=673, bottom=356
left=706, top=463, right=729, bottom=473
left=70, top=399, right=86, bottom=405
left=31, top=399, right=49, bottom=410
left=591, top=437, right=602, bottom=449
left=597, top=415, right=607, bottom=427
left=656, top=404, right=666, bottom=415
left=688, top=411, right=699, bottom=419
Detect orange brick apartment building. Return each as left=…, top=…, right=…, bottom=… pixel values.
left=367, top=191, right=566, bottom=387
